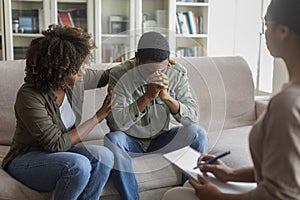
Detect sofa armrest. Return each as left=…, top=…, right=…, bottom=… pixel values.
left=255, top=96, right=270, bottom=119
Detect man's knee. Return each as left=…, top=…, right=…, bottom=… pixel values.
left=104, top=131, right=126, bottom=145
left=104, top=131, right=130, bottom=154
left=187, top=125, right=208, bottom=153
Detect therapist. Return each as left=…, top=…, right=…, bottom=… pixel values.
left=163, top=0, right=300, bottom=199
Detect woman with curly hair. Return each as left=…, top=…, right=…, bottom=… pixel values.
left=2, top=24, right=114, bottom=200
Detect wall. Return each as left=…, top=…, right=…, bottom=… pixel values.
left=208, top=0, right=276, bottom=94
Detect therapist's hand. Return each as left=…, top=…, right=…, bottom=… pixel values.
left=198, top=154, right=234, bottom=183
left=189, top=174, right=222, bottom=200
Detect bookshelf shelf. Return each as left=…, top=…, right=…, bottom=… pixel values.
left=102, top=34, right=130, bottom=38
left=176, top=2, right=209, bottom=7
left=176, top=33, right=208, bottom=38
left=58, top=0, right=87, bottom=3
left=13, top=0, right=43, bottom=2
left=13, top=33, right=43, bottom=37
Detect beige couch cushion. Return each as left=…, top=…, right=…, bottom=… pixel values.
left=173, top=57, right=256, bottom=132
left=208, top=126, right=253, bottom=168
left=0, top=60, right=26, bottom=145
left=0, top=146, right=52, bottom=199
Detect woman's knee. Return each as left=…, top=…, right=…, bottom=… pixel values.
left=62, top=154, right=92, bottom=178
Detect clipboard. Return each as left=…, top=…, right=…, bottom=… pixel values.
left=163, top=146, right=257, bottom=194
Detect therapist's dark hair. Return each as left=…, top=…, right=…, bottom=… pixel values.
left=266, top=0, right=300, bottom=35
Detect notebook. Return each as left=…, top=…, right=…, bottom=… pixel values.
left=163, top=146, right=257, bottom=194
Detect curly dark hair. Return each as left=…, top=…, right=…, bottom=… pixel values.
left=24, top=24, right=95, bottom=91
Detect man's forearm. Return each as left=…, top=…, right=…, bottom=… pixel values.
left=163, top=96, right=180, bottom=114
left=137, top=94, right=152, bottom=112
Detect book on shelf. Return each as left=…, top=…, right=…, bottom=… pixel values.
left=186, top=11, right=197, bottom=34
left=176, top=12, right=189, bottom=34
left=176, top=45, right=206, bottom=57
left=70, top=9, right=87, bottom=31
left=58, top=12, right=74, bottom=27
left=176, top=11, right=204, bottom=34
left=197, top=16, right=204, bottom=34
left=176, top=13, right=181, bottom=34
left=102, top=44, right=129, bottom=63
left=14, top=47, right=28, bottom=60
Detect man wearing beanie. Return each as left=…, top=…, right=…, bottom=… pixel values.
left=104, top=32, right=208, bottom=200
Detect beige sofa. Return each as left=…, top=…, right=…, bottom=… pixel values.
left=0, top=56, right=267, bottom=200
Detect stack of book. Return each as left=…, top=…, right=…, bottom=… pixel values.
left=102, top=44, right=129, bottom=63
left=14, top=47, right=28, bottom=59
left=58, top=9, right=87, bottom=31
left=176, top=11, right=204, bottom=34
left=176, top=45, right=206, bottom=57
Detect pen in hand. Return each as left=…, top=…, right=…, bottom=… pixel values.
left=193, top=151, right=231, bottom=170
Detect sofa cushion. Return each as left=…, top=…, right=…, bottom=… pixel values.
left=208, top=126, right=253, bottom=168
left=80, top=88, right=111, bottom=141
left=0, top=60, right=26, bottom=145
left=0, top=146, right=52, bottom=199
left=173, top=57, right=256, bottom=132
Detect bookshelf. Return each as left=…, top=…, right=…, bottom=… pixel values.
left=57, top=1, right=88, bottom=31
left=169, top=0, right=209, bottom=57
left=97, top=0, right=135, bottom=64
left=1, top=0, right=210, bottom=61
left=2, top=0, right=93, bottom=60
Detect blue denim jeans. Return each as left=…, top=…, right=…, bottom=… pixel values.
left=6, top=145, right=114, bottom=200
left=104, top=124, right=208, bottom=200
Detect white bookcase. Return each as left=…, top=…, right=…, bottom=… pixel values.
left=0, top=0, right=210, bottom=62
left=95, top=0, right=135, bottom=64
left=2, top=0, right=93, bottom=60
left=99, top=0, right=209, bottom=63
left=169, top=0, right=209, bottom=57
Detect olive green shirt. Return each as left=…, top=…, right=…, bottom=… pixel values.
left=107, top=59, right=199, bottom=150
left=2, top=68, right=109, bottom=169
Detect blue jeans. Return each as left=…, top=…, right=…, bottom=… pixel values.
left=6, top=145, right=114, bottom=200
left=104, top=125, right=208, bottom=200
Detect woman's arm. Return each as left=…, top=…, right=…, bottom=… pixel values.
left=68, top=92, right=112, bottom=145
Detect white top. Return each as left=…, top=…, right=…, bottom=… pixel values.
left=59, top=93, right=76, bottom=131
